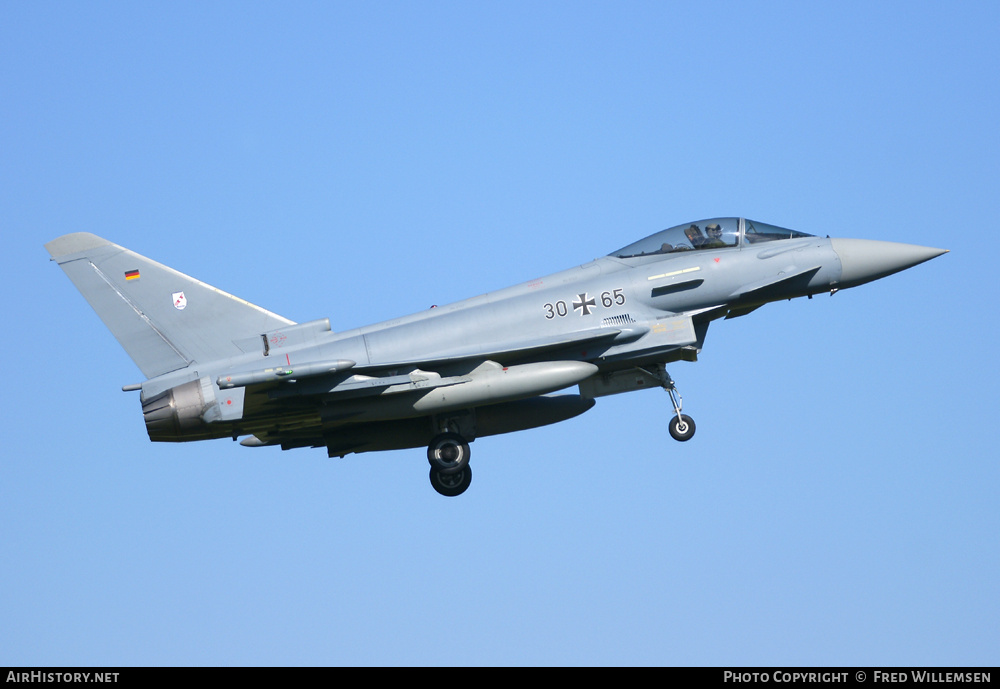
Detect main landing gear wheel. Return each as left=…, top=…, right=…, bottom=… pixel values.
left=427, top=432, right=471, bottom=474
left=429, top=465, right=472, bottom=497
left=669, top=414, right=696, bottom=442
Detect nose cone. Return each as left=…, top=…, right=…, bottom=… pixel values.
left=831, top=238, right=948, bottom=288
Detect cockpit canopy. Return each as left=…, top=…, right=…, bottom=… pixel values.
left=610, top=218, right=814, bottom=259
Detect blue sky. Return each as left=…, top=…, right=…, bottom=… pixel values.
left=2, top=1, right=997, bottom=666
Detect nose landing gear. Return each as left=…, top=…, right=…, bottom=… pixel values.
left=655, top=365, right=696, bottom=442
left=669, top=413, right=696, bottom=442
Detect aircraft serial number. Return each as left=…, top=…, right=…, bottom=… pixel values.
left=543, top=289, right=625, bottom=319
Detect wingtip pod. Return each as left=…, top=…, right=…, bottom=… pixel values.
left=830, top=238, right=948, bottom=289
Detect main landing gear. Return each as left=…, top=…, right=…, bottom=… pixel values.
left=427, top=431, right=473, bottom=497
left=654, top=365, right=696, bottom=442
left=428, top=463, right=473, bottom=497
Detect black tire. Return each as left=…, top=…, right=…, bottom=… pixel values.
left=669, top=414, right=696, bottom=442
left=429, top=465, right=472, bottom=497
left=427, top=432, right=471, bottom=474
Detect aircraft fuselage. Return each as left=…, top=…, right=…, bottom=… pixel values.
left=46, top=217, right=947, bottom=495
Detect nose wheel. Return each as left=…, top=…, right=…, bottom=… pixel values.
left=668, top=413, right=696, bottom=441
left=655, top=365, right=696, bottom=442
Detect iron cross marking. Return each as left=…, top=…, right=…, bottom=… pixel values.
left=573, top=293, right=596, bottom=316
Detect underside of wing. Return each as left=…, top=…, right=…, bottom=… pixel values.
left=225, top=328, right=630, bottom=455
left=235, top=359, right=599, bottom=456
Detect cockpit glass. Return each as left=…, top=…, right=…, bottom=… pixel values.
left=610, top=218, right=740, bottom=259
left=743, top=219, right=814, bottom=244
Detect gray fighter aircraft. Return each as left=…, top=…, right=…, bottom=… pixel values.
left=47, top=218, right=946, bottom=496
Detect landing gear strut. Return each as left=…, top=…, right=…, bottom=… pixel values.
left=427, top=430, right=473, bottom=496
left=653, top=365, right=696, bottom=442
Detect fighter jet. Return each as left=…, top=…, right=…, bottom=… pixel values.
left=46, top=218, right=946, bottom=496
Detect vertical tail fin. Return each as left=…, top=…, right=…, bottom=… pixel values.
left=46, top=233, right=294, bottom=379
